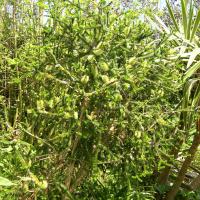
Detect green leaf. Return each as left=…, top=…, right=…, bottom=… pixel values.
left=166, top=0, right=179, bottom=32
left=187, top=47, right=200, bottom=68
left=145, top=15, right=164, bottom=34
left=153, top=183, right=170, bottom=194
left=190, top=8, right=200, bottom=42
left=181, top=0, right=187, bottom=38
left=37, top=1, right=48, bottom=9
left=7, top=58, right=17, bottom=66
left=0, top=146, right=13, bottom=152
left=91, top=120, right=100, bottom=127
left=30, top=174, right=40, bottom=185
left=15, top=149, right=27, bottom=167
left=57, top=182, right=74, bottom=200
left=180, top=41, right=189, bottom=54
left=182, top=79, right=200, bottom=130
left=179, top=19, right=184, bottom=34
left=187, top=0, right=194, bottom=40
left=0, top=177, right=16, bottom=186
left=191, top=81, right=200, bottom=108
left=188, top=82, right=200, bottom=129
left=154, top=15, right=170, bottom=34
left=76, top=132, right=82, bottom=136
left=183, top=61, right=200, bottom=82
left=183, top=79, right=200, bottom=108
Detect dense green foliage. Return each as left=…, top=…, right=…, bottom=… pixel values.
left=147, top=1, right=200, bottom=199
left=1, top=0, right=200, bottom=199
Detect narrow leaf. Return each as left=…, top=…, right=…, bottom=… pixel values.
left=187, top=47, right=200, bottom=68
left=182, top=79, right=199, bottom=109
left=182, top=79, right=199, bottom=130
left=181, top=0, right=188, bottom=38
left=166, top=0, right=180, bottom=32
left=188, top=82, right=200, bottom=129
left=145, top=15, right=164, bottom=34
left=154, top=15, right=170, bottom=34
left=30, top=174, right=40, bottom=186
left=187, top=0, right=194, bottom=40
left=183, top=61, right=200, bottom=82
left=180, top=41, right=189, bottom=54
left=185, top=0, right=187, bottom=11
left=190, top=9, right=200, bottom=42
left=0, top=146, right=13, bottom=152
left=197, top=27, right=200, bottom=36
left=191, top=81, right=200, bottom=108
left=179, top=20, right=184, bottom=34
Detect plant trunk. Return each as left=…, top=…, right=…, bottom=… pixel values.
left=157, top=113, right=184, bottom=185
left=164, top=106, right=200, bottom=200
left=184, top=174, right=200, bottom=193
left=164, top=134, right=200, bottom=199
left=65, top=97, right=88, bottom=191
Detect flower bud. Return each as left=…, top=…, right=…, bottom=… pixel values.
left=96, top=41, right=104, bottom=50
left=37, top=100, right=44, bottom=110
left=64, top=112, right=71, bottom=119
left=124, top=26, right=131, bottom=36
left=100, top=62, right=109, bottom=71
left=39, top=180, right=48, bottom=189
left=94, top=49, right=103, bottom=55
left=157, top=118, right=165, bottom=125
left=129, top=57, right=137, bottom=65
left=134, top=131, right=141, bottom=138
left=91, top=65, right=98, bottom=78
left=114, top=93, right=123, bottom=101
left=102, top=75, right=109, bottom=83
left=81, top=75, right=89, bottom=84
left=74, top=111, right=78, bottom=119
left=88, top=55, right=95, bottom=62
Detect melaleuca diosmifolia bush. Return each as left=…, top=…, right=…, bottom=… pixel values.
left=0, top=0, right=182, bottom=199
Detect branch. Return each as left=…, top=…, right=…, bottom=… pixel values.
left=65, top=97, right=88, bottom=190
left=23, top=129, right=58, bottom=155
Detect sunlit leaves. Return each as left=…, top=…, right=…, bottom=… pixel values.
left=0, top=0, right=183, bottom=199
left=0, top=177, right=16, bottom=186
left=183, top=61, right=200, bottom=82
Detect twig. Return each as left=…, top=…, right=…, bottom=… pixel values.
left=23, top=129, right=58, bottom=155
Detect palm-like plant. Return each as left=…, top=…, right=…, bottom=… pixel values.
left=147, top=0, right=200, bottom=199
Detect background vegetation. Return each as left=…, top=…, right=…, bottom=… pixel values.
left=1, top=0, right=200, bottom=199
